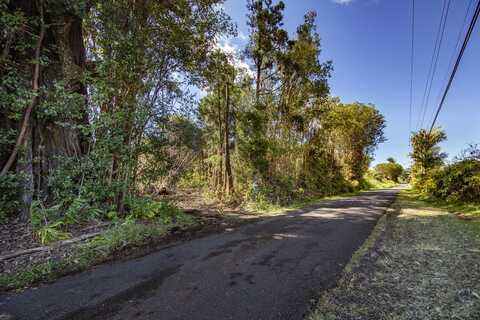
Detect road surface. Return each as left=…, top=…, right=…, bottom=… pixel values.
left=1, top=188, right=399, bottom=320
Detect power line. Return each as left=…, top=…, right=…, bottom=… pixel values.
left=416, top=0, right=447, bottom=130
left=430, top=0, right=480, bottom=132
left=420, top=0, right=451, bottom=128
left=416, top=0, right=450, bottom=129
left=429, top=0, right=474, bottom=125
left=408, top=0, right=415, bottom=134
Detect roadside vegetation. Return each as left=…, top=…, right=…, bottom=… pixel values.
left=0, top=0, right=400, bottom=289
left=410, top=130, right=480, bottom=217
left=0, top=221, right=176, bottom=290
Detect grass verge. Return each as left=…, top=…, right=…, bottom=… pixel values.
left=409, top=191, right=480, bottom=218
left=307, top=190, right=480, bottom=320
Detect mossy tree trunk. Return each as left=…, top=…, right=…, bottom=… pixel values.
left=3, top=1, right=89, bottom=221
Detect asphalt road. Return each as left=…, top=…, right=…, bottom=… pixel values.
left=1, top=188, right=399, bottom=320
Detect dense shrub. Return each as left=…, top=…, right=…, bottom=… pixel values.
left=426, top=160, right=480, bottom=203
left=125, top=196, right=190, bottom=224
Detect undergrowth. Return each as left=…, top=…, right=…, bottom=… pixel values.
left=0, top=214, right=194, bottom=291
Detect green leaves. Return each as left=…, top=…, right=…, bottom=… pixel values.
left=410, top=128, right=447, bottom=190
left=36, top=221, right=71, bottom=245
left=125, top=196, right=187, bottom=225
left=375, top=159, right=404, bottom=183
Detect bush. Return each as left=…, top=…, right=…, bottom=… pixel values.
left=125, top=196, right=190, bottom=224
left=427, top=160, right=480, bottom=203
left=35, top=221, right=71, bottom=245
left=30, top=201, right=71, bottom=244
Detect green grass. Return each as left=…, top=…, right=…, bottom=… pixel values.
left=0, top=216, right=194, bottom=292
left=406, top=189, right=480, bottom=217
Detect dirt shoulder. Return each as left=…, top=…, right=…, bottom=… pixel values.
left=308, top=190, right=480, bottom=320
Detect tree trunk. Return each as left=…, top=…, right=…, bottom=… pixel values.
left=255, top=60, right=261, bottom=105
left=33, top=5, right=88, bottom=205
left=3, top=1, right=89, bottom=219
left=17, top=126, right=34, bottom=221
left=216, top=94, right=224, bottom=192
left=223, top=80, right=234, bottom=195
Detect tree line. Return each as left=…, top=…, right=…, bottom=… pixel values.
left=0, top=0, right=386, bottom=228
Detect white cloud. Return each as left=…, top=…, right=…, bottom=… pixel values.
left=237, top=31, right=249, bottom=41
left=215, top=37, right=254, bottom=78
left=217, top=39, right=237, bottom=55
left=332, top=0, right=354, bottom=4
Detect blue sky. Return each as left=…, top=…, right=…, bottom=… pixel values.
left=221, top=0, right=480, bottom=167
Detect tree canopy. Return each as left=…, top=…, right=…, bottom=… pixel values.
left=1, top=0, right=386, bottom=232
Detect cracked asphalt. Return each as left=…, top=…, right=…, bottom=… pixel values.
left=0, top=188, right=400, bottom=320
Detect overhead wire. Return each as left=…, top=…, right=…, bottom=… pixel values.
left=419, top=0, right=451, bottom=128
left=429, top=0, right=474, bottom=125
left=416, top=0, right=447, bottom=130
left=408, top=0, right=415, bottom=134
left=416, top=0, right=450, bottom=129
left=430, top=0, right=480, bottom=132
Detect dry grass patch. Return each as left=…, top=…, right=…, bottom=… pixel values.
left=308, top=191, right=480, bottom=320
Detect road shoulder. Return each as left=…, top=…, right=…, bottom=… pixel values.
left=307, top=190, right=480, bottom=320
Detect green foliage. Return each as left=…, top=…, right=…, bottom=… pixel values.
left=237, top=109, right=270, bottom=176
left=125, top=196, right=191, bottom=225
left=83, top=222, right=167, bottom=258
left=2, top=0, right=389, bottom=237
left=29, top=201, right=69, bottom=244
left=248, top=183, right=295, bottom=211
left=322, top=102, right=386, bottom=181
left=374, top=158, right=403, bottom=182
left=30, top=201, right=60, bottom=228
left=35, top=221, right=71, bottom=245
left=177, top=167, right=208, bottom=189
left=363, top=170, right=396, bottom=189
left=0, top=220, right=184, bottom=291
left=410, top=130, right=480, bottom=205
left=410, top=128, right=447, bottom=189
left=425, top=160, right=480, bottom=203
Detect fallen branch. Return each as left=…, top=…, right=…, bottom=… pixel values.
left=0, top=231, right=102, bottom=262
left=0, top=246, right=50, bottom=262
